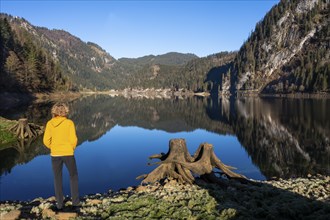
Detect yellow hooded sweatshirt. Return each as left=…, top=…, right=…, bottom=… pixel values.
left=43, top=116, right=78, bottom=156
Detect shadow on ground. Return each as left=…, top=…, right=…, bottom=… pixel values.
left=197, top=176, right=330, bottom=220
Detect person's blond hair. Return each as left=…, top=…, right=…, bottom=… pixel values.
left=51, top=103, right=69, bottom=117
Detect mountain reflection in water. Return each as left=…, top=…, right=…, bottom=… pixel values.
left=0, top=95, right=329, bottom=200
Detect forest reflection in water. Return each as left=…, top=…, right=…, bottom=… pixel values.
left=0, top=95, right=329, bottom=200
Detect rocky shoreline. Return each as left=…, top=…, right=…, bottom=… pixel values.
left=81, top=88, right=198, bottom=99
left=1, top=175, right=329, bottom=220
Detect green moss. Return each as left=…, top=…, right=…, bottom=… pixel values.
left=0, top=117, right=17, bottom=146
left=219, top=208, right=238, bottom=220
left=96, top=191, right=222, bottom=219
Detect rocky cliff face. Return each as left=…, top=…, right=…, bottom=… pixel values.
left=223, top=0, right=330, bottom=94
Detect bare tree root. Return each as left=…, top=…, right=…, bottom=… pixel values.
left=138, top=138, right=250, bottom=187
left=9, top=118, right=44, bottom=139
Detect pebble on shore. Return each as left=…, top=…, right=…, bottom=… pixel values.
left=1, top=175, right=329, bottom=219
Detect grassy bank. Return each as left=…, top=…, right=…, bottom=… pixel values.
left=0, top=117, right=17, bottom=147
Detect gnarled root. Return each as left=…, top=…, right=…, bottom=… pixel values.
left=138, top=138, right=249, bottom=186
left=9, top=118, right=44, bottom=139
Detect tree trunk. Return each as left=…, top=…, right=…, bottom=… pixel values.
left=137, top=138, right=248, bottom=186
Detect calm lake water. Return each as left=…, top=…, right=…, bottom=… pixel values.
left=0, top=95, right=329, bottom=201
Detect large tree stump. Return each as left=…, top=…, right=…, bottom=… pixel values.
left=137, top=139, right=248, bottom=186
left=9, top=118, right=43, bottom=139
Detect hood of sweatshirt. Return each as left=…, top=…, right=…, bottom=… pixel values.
left=50, top=117, right=67, bottom=127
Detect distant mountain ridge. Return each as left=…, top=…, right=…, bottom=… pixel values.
left=119, top=52, right=198, bottom=66
left=109, top=51, right=236, bottom=91
left=0, top=13, right=200, bottom=91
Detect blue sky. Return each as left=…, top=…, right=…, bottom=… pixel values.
left=1, top=0, right=279, bottom=59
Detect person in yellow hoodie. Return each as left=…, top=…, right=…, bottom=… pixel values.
left=43, top=102, right=79, bottom=211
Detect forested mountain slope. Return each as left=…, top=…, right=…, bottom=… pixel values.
left=0, top=15, right=67, bottom=93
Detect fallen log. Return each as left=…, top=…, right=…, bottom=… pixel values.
left=137, top=138, right=249, bottom=186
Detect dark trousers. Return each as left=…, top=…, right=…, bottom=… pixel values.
left=51, top=156, right=80, bottom=209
